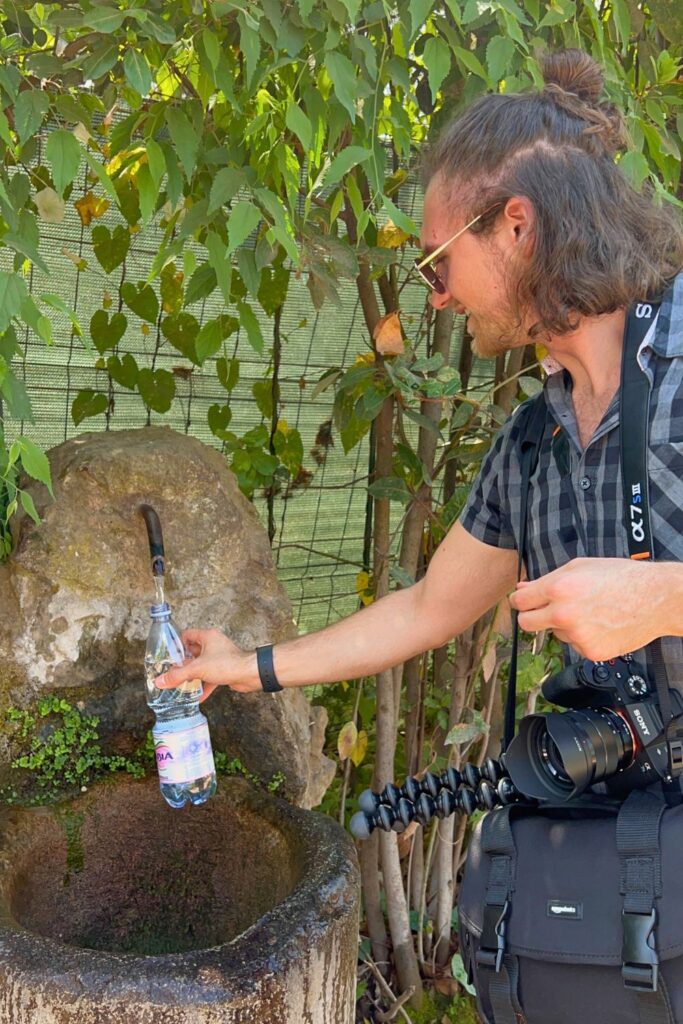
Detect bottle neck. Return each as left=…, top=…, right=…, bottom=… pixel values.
left=150, top=601, right=171, bottom=622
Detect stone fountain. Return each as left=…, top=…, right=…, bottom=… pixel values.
left=0, top=428, right=359, bottom=1022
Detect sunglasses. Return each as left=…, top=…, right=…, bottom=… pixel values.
left=413, top=204, right=502, bottom=294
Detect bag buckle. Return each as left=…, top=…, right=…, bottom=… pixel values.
left=622, top=909, right=659, bottom=992
left=476, top=900, right=509, bottom=973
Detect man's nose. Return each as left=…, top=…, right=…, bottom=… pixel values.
left=429, top=287, right=451, bottom=311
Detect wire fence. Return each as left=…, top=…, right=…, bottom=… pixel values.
left=2, top=134, right=495, bottom=632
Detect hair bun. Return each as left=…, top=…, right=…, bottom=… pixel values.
left=541, top=49, right=604, bottom=104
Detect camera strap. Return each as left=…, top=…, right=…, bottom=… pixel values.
left=504, top=300, right=665, bottom=755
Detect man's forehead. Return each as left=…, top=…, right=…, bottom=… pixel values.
left=420, top=178, right=461, bottom=249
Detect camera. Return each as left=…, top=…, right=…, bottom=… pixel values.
left=350, top=655, right=683, bottom=839
left=505, top=655, right=683, bottom=802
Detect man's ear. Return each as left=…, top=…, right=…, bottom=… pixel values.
left=501, top=196, right=535, bottom=256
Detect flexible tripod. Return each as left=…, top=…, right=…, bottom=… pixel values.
left=349, top=757, right=528, bottom=839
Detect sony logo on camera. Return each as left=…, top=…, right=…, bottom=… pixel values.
left=633, top=705, right=652, bottom=738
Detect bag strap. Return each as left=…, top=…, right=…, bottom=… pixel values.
left=503, top=392, right=549, bottom=751
left=617, top=790, right=675, bottom=1022
left=475, top=808, right=524, bottom=1024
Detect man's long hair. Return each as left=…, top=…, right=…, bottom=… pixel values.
left=425, top=50, right=683, bottom=337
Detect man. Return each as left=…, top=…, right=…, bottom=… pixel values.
left=156, top=49, right=683, bottom=708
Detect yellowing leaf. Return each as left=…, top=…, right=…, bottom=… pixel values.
left=34, top=187, right=65, bottom=224
left=356, top=570, right=374, bottom=606
left=61, top=247, right=88, bottom=271
left=353, top=351, right=375, bottom=366
left=378, top=219, right=411, bottom=249
left=105, top=145, right=146, bottom=178
left=482, top=643, right=497, bottom=683
left=350, top=729, right=368, bottom=767
left=373, top=310, right=404, bottom=355
left=74, top=191, right=110, bottom=226
left=337, top=721, right=358, bottom=760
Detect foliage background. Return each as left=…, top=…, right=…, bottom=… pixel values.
left=0, top=0, right=680, bottom=1018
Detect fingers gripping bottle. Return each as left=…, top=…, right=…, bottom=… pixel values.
left=140, top=505, right=217, bottom=809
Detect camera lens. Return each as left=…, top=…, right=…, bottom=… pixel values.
left=505, top=708, right=635, bottom=802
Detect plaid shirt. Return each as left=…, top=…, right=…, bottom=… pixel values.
left=460, top=272, right=683, bottom=691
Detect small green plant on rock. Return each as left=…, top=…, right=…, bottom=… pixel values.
left=213, top=751, right=285, bottom=794
left=5, top=697, right=144, bottom=804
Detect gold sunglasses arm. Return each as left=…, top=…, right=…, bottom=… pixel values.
left=415, top=210, right=484, bottom=271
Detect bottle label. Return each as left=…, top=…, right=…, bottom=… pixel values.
left=154, top=720, right=215, bottom=785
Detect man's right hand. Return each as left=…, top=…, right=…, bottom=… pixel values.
left=154, top=628, right=260, bottom=701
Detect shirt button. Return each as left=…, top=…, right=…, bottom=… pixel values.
left=579, top=476, right=591, bottom=490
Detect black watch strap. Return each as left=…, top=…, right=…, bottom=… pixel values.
left=256, top=645, right=283, bottom=692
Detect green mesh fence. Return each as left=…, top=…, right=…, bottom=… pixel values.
left=2, top=133, right=495, bottom=633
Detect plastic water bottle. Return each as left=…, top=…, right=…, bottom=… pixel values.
left=144, top=601, right=217, bottom=808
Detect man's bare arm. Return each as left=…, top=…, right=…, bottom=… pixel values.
left=155, top=524, right=518, bottom=696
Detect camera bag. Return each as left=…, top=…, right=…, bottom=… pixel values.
left=458, top=788, right=683, bottom=1023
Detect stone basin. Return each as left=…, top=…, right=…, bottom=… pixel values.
left=0, top=775, right=360, bottom=1023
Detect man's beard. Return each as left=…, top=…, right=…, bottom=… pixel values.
left=468, top=308, right=527, bottom=359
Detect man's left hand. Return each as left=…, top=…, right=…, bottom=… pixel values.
left=508, top=557, right=681, bottom=660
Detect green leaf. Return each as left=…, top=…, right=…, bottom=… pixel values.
left=0, top=272, right=28, bottom=333
left=17, top=438, right=53, bottom=495
left=368, top=477, right=411, bottom=503
left=45, top=130, right=81, bottom=195
left=0, top=108, right=12, bottom=148
left=121, top=281, right=159, bottom=323
left=325, top=51, right=358, bottom=123
left=107, top=353, right=139, bottom=390
left=72, top=389, right=109, bottom=426
left=14, top=89, right=49, bottom=145
left=237, top=248, right=260, bottom=298
left=252, top=379, right=273, bottom=418
left=646, top=0, right=683, bottom=43
left=20, top=296, right=52, bottom=343
left=138, top=368, right=175, bottom=413
left=144, top=12, right=177, bottom=44
left=145, top=138, right=166, bottom=189
left=41, top=293, right=84, bottom=344
left=324, top=146, right=372, bottom=187
left=237, top=302, right=264, bottom=353
left=285, top=101, right=312, bottom=152
left=165, top=108, right=200, bottom=180
left=217, top=357, right=239, bottom=391
left=409, top=0, right=434, bottom=38
left=208, top=403, right=232, bottom=439
left=196, top=319, right=224, bottom=364
left=136, top=164, right=156, bottom=224
left=19, top=489, right=40, bottom=525
left=239, top=15, right=261, bottom=85
left=84, top=150, right=118, bottom=202
left=423, top=36, right=451, bottom=103
left=206, top=231, right=232, bottom=304
left=184, top=263, right=217, bottom=306
left=202, top=28, right=221, bottom=71
left=486, top=35, right=515, bottom=86
left=92, top=225, right=131, bottom=274
left=161, top=312, right=200, bottom=363
left=90, top=310, right=127, bottom=353
left=453, top=46, right=490, bottom=85
left=123, top=48, right=153, bottom=96
left=0, top=366, right=33, bottom=421
left=381, top=195, right=417, bottom=237
left=82, top=40, right=119, bottom=81
left=446, top=711, right=489, bottom=748
left=207, top=167, right=245, bottom=214
left=227, top=200, right=262, bottom=255
left=82, top=6, right=127, bottom=31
